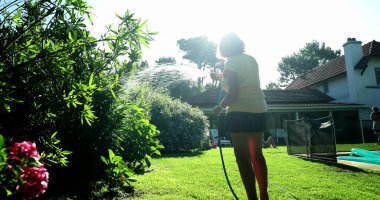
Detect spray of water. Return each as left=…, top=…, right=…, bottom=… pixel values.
left=130, top=63, right=212, bottom=89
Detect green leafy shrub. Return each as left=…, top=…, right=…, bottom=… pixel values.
left=110, top=98, right=163, bottom=172
left=0, top=0, right=158, bottom=197
left=151, top=96, right=211, bottom=152
left=100, top=149, right=136, bottom=192
left=124, top=83, right=211, bottom=152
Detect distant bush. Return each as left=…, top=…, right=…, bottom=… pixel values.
left=167, top=80, right=202, bottom=101
left=124, top=83, right=211, bottom=152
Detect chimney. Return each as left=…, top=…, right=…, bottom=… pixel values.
left=343, top=38, right=363, bottom=103
left=343, top=38, right=363, bottom=66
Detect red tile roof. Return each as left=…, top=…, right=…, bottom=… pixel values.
left=185, top=88, right=334, bottom=107
left=286, top=40, right=380, bottom=90
left=286, top=56, right=346, bottom=89
left=264, top=89, right=334, bottom=104
left=356, top=40, right=380, bottom=71
left=362, top=40, right=380, bottom=56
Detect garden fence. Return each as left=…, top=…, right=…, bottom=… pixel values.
left=285, top=115, right=337, bottom=162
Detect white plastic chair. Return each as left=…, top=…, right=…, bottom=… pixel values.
left=219, top=137, right=231, bottom=146
left=209, top=129, right=231, bottom=146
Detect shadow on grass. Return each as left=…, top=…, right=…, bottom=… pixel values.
left=155, top=149, right=207, bottom=159
left=295, top=155, right=380, bottom=174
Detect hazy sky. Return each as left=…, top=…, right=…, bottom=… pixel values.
left=87, top=0, right=380, bottom=87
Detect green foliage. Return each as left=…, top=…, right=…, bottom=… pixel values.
left=0, top=150, right=19, bottom=198
left=111, top=99, right=163, bottom=172
left=0, top=135, right=13, bottom=197
left=0, top=76, right=22, bottom=113
left=0, top=135, right=3, bottom=149
left=124, top=83, right=211, bottom=152
left=168, top=80, right=202, bottom=100
left=155, top=57, right=176, bottom=65
left=100, top=149, right=136, bottom=189
left=89, top=96, right=162, bottom=198
left=265, top=81, right=282, bottom=90
left=40, top=132, right=72, bottom=167
left=139, top=60, right=150, bottom=69
left=0, top=0, right=158, bottom=197
left=177, top=36, right=222, bottom=71
left=277, top=40, right=341, bottom=87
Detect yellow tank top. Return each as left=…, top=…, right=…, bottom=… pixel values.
left=224, top=53, right=267, bottom=113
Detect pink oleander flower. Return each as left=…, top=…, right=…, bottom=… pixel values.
left=7, top=141, right=49, bottom=199
left=8, top=141, right=41, bottom=163
left=19, top=165, right=49, bottom=199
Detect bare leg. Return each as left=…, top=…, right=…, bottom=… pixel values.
left=374, top=130, right=379, bottom=145
left=231, top=133, right=258, bottom=200
left=266, top=136, right=276, bottom=148
left=250, top=133, right=269, bottom=200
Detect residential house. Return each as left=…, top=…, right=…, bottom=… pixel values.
left=286, top=38, right=380, bottom=142
left=287, top=38, right=380, bottom=119
left=186, top=38, right=380, bottom=143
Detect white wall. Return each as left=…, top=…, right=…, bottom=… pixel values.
left=313, top=74, right=350, bottom=103
left=357, top=57, right=380, bottom=109
left=327, top=74, right=350, bottom=102
left=319, top=57, right=380, bottom=109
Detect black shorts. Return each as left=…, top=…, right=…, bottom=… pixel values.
left=225, top=112, right=267, bottom=133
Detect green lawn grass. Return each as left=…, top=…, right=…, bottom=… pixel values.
left=336, top=143, right=380, bottom=152
left=129, top=144, right=380, bottom=200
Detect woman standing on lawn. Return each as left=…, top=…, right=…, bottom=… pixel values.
left=214, top=32, right=268, bottom=200
left=370, top=106, right=380, bottom=145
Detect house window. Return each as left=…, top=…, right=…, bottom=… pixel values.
left=375, top=68, right=380, bottom=85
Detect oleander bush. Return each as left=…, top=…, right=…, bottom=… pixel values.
left=0, top=0, right=160, bottom=198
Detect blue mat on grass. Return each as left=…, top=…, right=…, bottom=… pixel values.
left=337, top=148, right=380, bottom=165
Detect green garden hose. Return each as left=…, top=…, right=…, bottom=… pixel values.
left=216, top=89, right=239, bottom=199
left=218, top=132, right=239, bottom=200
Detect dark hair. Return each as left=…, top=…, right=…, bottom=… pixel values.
left=373, top=107, right=379, bottom=112
left=218, top=32, right=245, bottom=58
